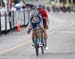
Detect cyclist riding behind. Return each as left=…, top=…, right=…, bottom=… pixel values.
left=37, top=4, right=49, bottom=49
left=27, top=9, right=43, bottom=48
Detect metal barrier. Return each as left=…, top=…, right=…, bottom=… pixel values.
left=0, top=9, right=31, bottom=35
left=0, top=12, right=1, bottom=35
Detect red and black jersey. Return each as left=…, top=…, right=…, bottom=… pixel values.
left=37, top=8, right=48, bottom=21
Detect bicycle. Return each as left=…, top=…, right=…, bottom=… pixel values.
left=33, top=27, right=45, bottom=56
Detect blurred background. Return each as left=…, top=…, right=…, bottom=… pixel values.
left=0, top=0, right=75, bottom=12
left=0, top=0, right=75, bottom=58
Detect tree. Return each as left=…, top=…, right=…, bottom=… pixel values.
left=73, top=0, right=75, bottom=4
left=13, top=0, right=20, bottom=4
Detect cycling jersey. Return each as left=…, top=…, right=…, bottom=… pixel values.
left=37, top=8, right=48, bottom=29
left=37, top=8, right=48, bottom=20
left=30, top=14, right=43, bottom=29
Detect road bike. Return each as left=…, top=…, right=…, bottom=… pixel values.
left=33, top=27, right=45, bottom=56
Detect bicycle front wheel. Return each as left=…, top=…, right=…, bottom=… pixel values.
left=34, top=31, right=39, bottom=56
left=41, top=46, right=44, bottom=54
left=35, top=44, right=39, bottom=56
left=40, top=30, right=44, bottom=54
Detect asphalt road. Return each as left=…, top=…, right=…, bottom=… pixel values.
left=0, top=12, right=75, bottom=59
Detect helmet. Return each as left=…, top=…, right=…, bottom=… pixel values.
left=38, top=4, right=42, bottom=8
left=38, top=4, right=45, bottom=9
left=31, top=9, right=38, bottom=17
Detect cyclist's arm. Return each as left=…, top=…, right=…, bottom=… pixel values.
left=39, top=15, right=44, bottom=30
left=28, top=16, right=33, bottom=30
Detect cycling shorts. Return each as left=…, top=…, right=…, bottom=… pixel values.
left=43, top=19, right=47, bottom=29
left=31, top=23, right=41, bottom=30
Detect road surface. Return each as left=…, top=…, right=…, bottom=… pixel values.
left=0, top=12, right=75, bottom=59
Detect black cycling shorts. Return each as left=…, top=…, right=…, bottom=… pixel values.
left=43, top=19, right=47, bottom=29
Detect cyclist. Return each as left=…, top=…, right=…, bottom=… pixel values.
left=27, top=10, right=43, bottom=48
left=37, top=4, right=49, bottom=49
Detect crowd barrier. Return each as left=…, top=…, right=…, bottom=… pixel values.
left=0, top=9, right=31, bottom=35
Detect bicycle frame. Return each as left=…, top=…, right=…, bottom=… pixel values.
left=33, top=28, right=44, bottom=56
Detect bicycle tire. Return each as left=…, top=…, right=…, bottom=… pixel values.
left=40, top=30, right=44, bottom=54
left=41, top=46, right=44, bottom=54
left=34, top=29, right=39, bottom=56
left=35, top=44, right=39, bottom=56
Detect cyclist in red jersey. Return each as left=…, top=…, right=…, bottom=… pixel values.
left=37, top=5, right=49, bottom=49
left=37, top=8, right=48, bottom=28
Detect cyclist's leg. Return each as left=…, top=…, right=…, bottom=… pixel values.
left=43, top=30, right=48, bottom=49
left=37, top=24, right=42, bottom=39
left=36, top=24, right=44, bottom=46
left=44, top=30, right=48, bottom=46
left=31, top=24, right=35, bottom=47
left=31, top=24, right=38, bottom=48
left=38, top=29, right=43, bottom=46
left=43, top=19, right=48, bottom=49
left=32, top=31, right=35, bottom=45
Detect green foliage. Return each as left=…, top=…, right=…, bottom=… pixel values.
left=13, top=0, right=20, bottom=4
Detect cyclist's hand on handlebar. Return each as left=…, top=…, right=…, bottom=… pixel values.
left=27, top=26, right=32, bottom=34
